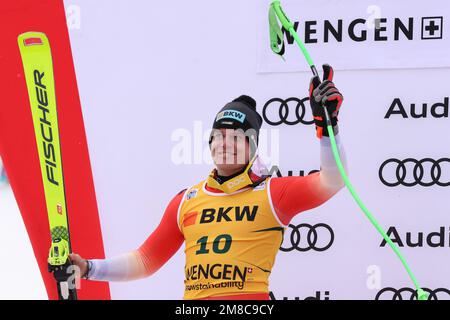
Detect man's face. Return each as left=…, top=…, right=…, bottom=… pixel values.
left=210, top=128, right=251, bottom=173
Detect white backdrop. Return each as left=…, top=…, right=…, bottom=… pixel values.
left=1, top=0, right=449, bottom=300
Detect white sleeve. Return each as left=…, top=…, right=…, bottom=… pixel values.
left=87, top=250, right=149, bottom=282
left=319, top=134, right=348, bottom=190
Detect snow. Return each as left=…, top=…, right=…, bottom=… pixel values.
left=0, top=185, right=47, bottom=299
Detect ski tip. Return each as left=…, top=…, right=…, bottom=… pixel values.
left=18, top=32, right=48, bottom=48
left=23, top=37, right=43, bottom=46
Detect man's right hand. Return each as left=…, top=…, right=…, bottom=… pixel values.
left=69, top=253, right=89, bottom=278
left=308, top=64, right=344, bottom=139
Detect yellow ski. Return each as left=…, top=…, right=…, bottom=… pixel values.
left=18, top=32, right=77, bottom=300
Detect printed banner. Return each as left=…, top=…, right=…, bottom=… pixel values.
left=257, top=0, right=450, bottom=73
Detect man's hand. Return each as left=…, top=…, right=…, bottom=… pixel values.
left=69, top=253, right=89, bottom=279
left=309, top=64, right=343, bottom=139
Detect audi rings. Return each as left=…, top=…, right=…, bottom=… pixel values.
left=375, top=287, right=450, bottom=300
left=379, top=158, right=450, bottom=187
left=280, top=223, right=334, bottom=252
left=262, top=97, right=314, bottom=126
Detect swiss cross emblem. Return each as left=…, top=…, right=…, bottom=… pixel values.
left=57, top=204, right=62, bottom=214
left=247, top=268, right=253, bottom=273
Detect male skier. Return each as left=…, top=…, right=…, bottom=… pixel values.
left=70, top=64, right=347, bottom=300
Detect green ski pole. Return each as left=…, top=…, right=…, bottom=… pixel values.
left=269, top=0, right=428, bottom=301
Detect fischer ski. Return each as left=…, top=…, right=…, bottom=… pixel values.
left=18, top=32, right=77, bottom=300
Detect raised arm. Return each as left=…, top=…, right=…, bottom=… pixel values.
left=270, top=64, right=347, bottom=226
left=270, top=135, right=347, bottom=226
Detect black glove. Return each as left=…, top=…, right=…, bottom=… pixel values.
left=308, top=64, right=343, bottom=139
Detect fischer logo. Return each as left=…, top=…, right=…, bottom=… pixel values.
left=385, top=97, right=448, bottom=119
left=34, top=70, right=59, bottom=186
left=279, top=16, right=443, bottom=45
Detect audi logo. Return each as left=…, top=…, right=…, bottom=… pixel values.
left=375, top=287, right=450, bottom=300
left=379, top=158, right=450, bottom=187
left=262, top=97, right=314, bottom=126
left=280, top=223, right=334, bottom=252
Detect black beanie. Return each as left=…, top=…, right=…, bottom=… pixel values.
left=209, top=95, right=263, bottom=158
left=212, top=95, right=262, bottom=140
